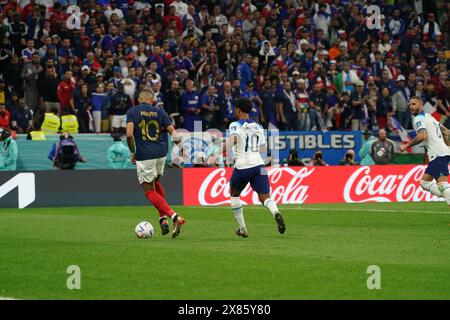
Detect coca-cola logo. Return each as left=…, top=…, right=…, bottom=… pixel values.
left=343, top=166, right=442, bottom=203
left=198, top=167, right=315, bottom=205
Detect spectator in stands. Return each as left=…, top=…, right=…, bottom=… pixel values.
left=57, top=70, right=75, bottom=115
left=11, top=98, right=32, bottom=134
left=392, top=75, right=412, bottom=129
left=71, top=83, right=91, bottom=134
left=260, top=78, right=277, bottom=128
left=308, top=82, right=327, bottom=131
left=91, top=83, right=108, bottom=133
left=376, top=87, right=394, bottom=130
left=200, top=85, right=220, bottom=130
left=242, top=81, right=263, bottom=123
left=0, top=0, right=446, bottom=148
left=277, top=81, right=300, bottom=131
left=164, top=79, right=183, bottom=128
left=0, top=103, right=11, bottom=130
left=107, top=133, right=130, bottom=169
left=182, top=79, right=200, bottom=131
left=38, top=67, right=60, bottom=116
left=21, top=52, right=42, bottom=113
left=0, top=128, right=17, bottom=170
left=350, top=80, right=367, bottom=131
left=371, top=129, right=395, bottom=165
left=110, top=83, right=131, bottom=133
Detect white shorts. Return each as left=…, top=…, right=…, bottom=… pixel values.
left=136, top=157, right=166, bottom=184
left=112, top=115, right=127, bottom=128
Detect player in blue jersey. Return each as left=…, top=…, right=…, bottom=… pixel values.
left=208, top=98, right=286, bottom=238
left=126, top=89, right=186, bottom=238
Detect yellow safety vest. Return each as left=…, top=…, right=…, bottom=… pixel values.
left=29, top=131, right=46, bottom=140
left=61, top=114, right=79, bottom=134
left=41, top=113, right=61, bottom=133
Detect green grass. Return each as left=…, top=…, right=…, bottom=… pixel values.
left=1, top=202, right=450, bottom=300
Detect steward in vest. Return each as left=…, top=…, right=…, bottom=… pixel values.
left=27, top=120, right=46, bottom=140
left=41, top=109, right=61, bottom=133
left=61, top=114, right=79, bottom=134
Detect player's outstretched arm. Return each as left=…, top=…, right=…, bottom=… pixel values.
left=126, top=122, right=136, bottom=164
left=400, top=129, right=427, bottom=152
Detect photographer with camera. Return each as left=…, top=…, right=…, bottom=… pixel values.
left=283, top=149, right=305, bottom=167
left=53, top=132, right=87, bottom=170
left=339, top=149, right=358, bottom=166
left=311, top=150, right=327, bottom=166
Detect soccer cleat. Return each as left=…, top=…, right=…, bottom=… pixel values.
left=235, top=228, right=249, bottom=238
left=172, top=216, right=186, bottom=238
left=160, top=218, right=170, bottom=236
left=274, top=212, right=286, bottom=234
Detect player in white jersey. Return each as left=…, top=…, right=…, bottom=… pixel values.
left=400, top=96, right=450, bottom=206
left=208, top=98, right=286, bottom=238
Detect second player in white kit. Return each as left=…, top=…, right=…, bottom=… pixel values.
left=209, top=98, right=286, bottom=238
left=400, top=96, right=450, bottom=206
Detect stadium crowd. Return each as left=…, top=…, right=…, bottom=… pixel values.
left=0, top=0, right=448, bottom=137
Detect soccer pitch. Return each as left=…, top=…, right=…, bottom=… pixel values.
left=0, top=202, right=449, bottom=300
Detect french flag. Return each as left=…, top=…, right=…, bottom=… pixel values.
left=389, top=117, right=412, bottom=152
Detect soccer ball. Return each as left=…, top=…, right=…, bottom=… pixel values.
left=135, top=221, right=154, bottom=238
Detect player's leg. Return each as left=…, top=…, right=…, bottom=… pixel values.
left=155, top=156, right=185, bottom=238
left=420, top=174, right=442, bottom=197
left=434, top=156, right=450, bottom=206
left=138, top=159, right=185, bottom=238
left=252, top=166, right=286, bottom=234
left=436, top=176, right=450, bottom=206
left=229, top=168, right=248, bottom=238
left=154, top=176, right=170, bottom=235
left=420, top=156, right=449, bottom=199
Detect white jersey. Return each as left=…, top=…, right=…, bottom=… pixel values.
left=229, top=120, right=265, bottom=169
left=413, top=112, right=450, bottom=161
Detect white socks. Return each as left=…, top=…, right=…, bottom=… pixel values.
left=421, top=180, right=450, bottom=206
left=438, top=182, right=450, bottom=205
left=231, top=197, right=246, bottom=230
left=420, top=180, right=443, bottom=198
left=263, top=198, right=279, bottom=217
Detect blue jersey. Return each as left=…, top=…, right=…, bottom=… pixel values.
left=126, top=104, right=171, bottom=161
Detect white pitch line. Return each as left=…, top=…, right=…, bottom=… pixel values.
left=0, top=296, right=17, bottom=300
left=283, top=207, right=449, bottom=215
left=192, top=206, right=449, bottom=215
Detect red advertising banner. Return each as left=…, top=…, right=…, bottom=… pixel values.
left=183, top=165, right=442, bottom=205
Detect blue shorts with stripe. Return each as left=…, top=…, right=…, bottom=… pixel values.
left=230, top=165, right=270, bottom=194
left=425, top=156, right=450, bottom=180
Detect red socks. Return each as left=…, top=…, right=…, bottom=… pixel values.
left=154, top=181, right=167, bottom=219
left=155, top=181, right=165, bottom=198
left=144, top=189, right=176, bottom=220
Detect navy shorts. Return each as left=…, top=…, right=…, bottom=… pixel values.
left=425, top=156, right=450, bottom=180
left=230, top=165, right=270, bottom=194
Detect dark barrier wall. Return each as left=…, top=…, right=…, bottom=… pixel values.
left=0, top=169, right=183, bottom=208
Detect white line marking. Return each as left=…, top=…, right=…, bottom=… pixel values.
left=284, top=207, right=449, bottom=215
left=192, top=206, right=449, bottom=215
left=0, top=296, right=17, bottom=300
